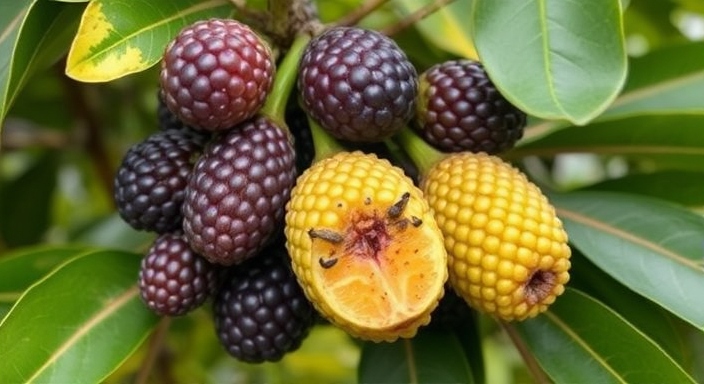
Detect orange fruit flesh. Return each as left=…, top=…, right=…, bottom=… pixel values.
left=285, top=151, right=447, bottom=341
left=311, top=210, right=444, bottom=334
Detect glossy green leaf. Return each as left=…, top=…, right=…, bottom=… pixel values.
left=5, top=1, right=84, bottom=119
left=508, top=114, right=704, bottom=167
left=65, top=0, right=233, bottom=82
left=472, top=0, right=627, bottom=124
left=0, top=250, right=159, bottom=383
left=0, top=245, right=89, bottom=322
left=568, top=251, right=690, bottom=368
left=396, top=0, right=478, bottom=60
left=550, top=191, right=704, bottom=329
left=511, top=289, right=695, bottom=383
left=521, top=41, right=704, bottom=144
left=358, top=330, right=475, bottom=383
left=0, top=0, right=34, bottom=127
left=0, top=245, right=89, bottom=296
left=583, top=171, right=704, bottom=206
left=602, top=41, right=704, bottom=119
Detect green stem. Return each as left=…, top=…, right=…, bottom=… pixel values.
left=393, top=127, right=445, bottom=176
left=259, top=34, right=311, bottom=129
left=308, top=115, right=345, bottom=162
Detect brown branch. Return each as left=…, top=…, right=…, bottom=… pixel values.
left=334, top=0, right=392, bottom=27
left=135, top=316, right=172, bottom=384
left=56, top=64, right=115, bottom=208
left=380, top=0, right=457, bottom=36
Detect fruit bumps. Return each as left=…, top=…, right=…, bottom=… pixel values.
left=183, top=117, right=296, bottom=266
left=213, top=242, right=315, bottom=363
left=415, top=59, right=526, bottom=154
left=160, top=19, right=275, bottom=131
left=298, top=27, right=417, bottom=142
left=114, top=130, right=207, bottom=234
left=422, top=152, right=570, bottom=321
left=285, top=151, right=447, bottom=341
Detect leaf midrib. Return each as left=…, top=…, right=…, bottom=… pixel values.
left=537, top=0, right=567, bottom=117
left=543, top=310, right=627, bottom=383
left=556, top=207, right=702, bottom=270
left=25, top=285, right=139, bottom=382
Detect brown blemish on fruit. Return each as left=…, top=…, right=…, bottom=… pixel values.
left=524, top=270, right=556, bottom=305
left=308, top=228, right=344, bottom=244
left=319, top=257, right=338, bottom=269
left=364, top=197, right=372, bottom=205
left=387, top=192, right=410, bottom=219
left=410, top=216, right=422, bottom=227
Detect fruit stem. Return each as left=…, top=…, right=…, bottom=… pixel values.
left=394, top=127, right=445, bottom=176
left=308, top=114, right=345, bottom=162
left=260, top=33, right=311, bottom=131
left=499, top=320, right=552, bottom=384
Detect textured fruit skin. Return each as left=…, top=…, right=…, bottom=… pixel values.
left=183, top=116, right=296, bottom=266
left=213, top=242, right=315, bottom=363
left=421, top=152, right=570, bottom=321
left=285, top=151, right=446, bottom=341
left=114, top=130, right=207, bottom=233
left=139, top=232, right=217, bottom=316
left=298, top=27, right=417, bottom=142
left=160, top=19, right=275, bottom=131
left=415, top=60, right=526, bottom=154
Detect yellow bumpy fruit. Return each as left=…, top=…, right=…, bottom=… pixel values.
left=285, top=151, right=447, bottom=341
left=422, top=152, right=571, bottom=321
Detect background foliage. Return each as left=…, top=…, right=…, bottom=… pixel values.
left=1, top=0, right=704, bottom=382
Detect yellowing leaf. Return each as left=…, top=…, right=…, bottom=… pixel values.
left=65, top=0, right=232, bottom=82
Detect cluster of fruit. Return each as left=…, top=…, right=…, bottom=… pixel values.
left=113, top=15, right=571, bottom=363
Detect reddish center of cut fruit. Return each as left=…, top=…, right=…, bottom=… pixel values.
left=524, top=269, right=556, bottom=305
left=345, top=213, right=391, bottom=262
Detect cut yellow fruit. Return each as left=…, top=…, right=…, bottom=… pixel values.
left=422, top=152, right=571, bottom=321
left=285, top=151, right=447, bottom=341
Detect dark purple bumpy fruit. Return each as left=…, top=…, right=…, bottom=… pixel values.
left=139, top=232, right=217, bottom=316
left=182, top=116, right=296, bottom=266
left=160, top=19, right=275, bottom=131
left=213, top=242, right=315, bottom=363
left=298, top=26, right=417, bottom=142
left=415, top=59, right=526, bottom=154
left=114, top=130, right=207, bottom=234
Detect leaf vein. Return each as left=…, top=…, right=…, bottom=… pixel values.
left=556, top=207, right=702, bottom=270
left=25, top=285, right=139, bottom=382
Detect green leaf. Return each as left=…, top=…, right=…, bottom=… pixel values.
left=521, top=41, right=704, bottom=144
left=508, top=114, right=704, bottom=168
left=602, top=41, right=704, bottom=119
left=0, top=245, right=89, bottom=297
left=511, top=288, right=695, bottom=383
left=0, top=0, right=34, bottom=126
left=583, top=171, right=704, bottom=206
left=550, top=191, right=704, bottom=329
left=358, top=330, right=475, bottom=383
left=0, top=151, right=59, bottom=247
left=65, top=0, right=233, bottom=82
left=472, top=0, right=627, bottom=125
left=5, top=1, right=84, bottom=118
left=396, top=0, right=478, bottom=60
left=0, top=245, right=89, bottom=321
left=0, top=250, right=159, bottom=383
left=568, top=251, right=691, bottom=368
